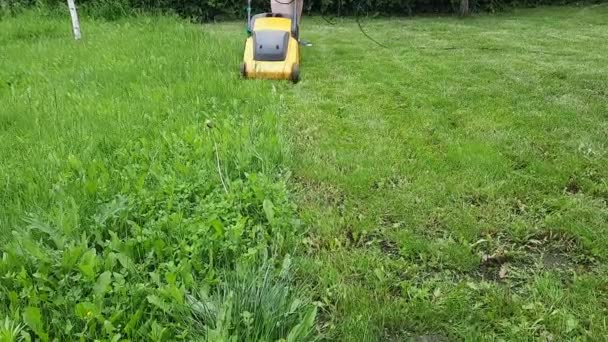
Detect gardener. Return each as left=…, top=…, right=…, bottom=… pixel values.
left=271, top=0, right=311, bottom=46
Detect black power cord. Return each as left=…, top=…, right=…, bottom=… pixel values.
left=321, top=1, right=389, bottom=49
left=355, top=3, right=388, bottom=49
left=321, top=13, right=337, bottom=25
left=271, top=0, right=389, bottom=49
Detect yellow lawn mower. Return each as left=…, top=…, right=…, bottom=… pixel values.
left=240, top=0, right=301, bottom=83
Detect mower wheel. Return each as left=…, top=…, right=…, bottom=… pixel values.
left=291, top=64, right=300, bottom=84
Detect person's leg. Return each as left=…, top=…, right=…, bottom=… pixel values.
left=270, top=0, right=311, bottom=46
left=296, top=0, right=303, bottom=23
left=294, top=2, right=311, bottom=47
left=270, top=0, right=303, bottom=23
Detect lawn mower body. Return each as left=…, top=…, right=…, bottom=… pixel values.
left=241, top=7, right=300, bottom=83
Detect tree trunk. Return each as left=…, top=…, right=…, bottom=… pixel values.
left=460, top=0, right=470, bottom=16
left=67, top=0, right=82, bottom=40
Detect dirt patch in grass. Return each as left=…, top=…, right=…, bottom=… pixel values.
left=524, top=230, right=584, bottom=255
left=542, top=252, right=570, bottom=269
left=422, top=213, right=448, bottom=238
left=472, top=229, right=598, bottom=282
left=524, top=230, right=597, bottom=270
left=478, top=250, right=512, bottom=282
left=564, top=177, right=581, bottom=195
left=464, top=192, right=490, bottom=207
left=293, top=175, right=346, bottom=209
left=379, top=238, right=401, bottom=258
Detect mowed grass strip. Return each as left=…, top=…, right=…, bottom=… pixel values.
left=284, top=5, right=608, bottom=341
left=0, top=11, right=316, bottom=341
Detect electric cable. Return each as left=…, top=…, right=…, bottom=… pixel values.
left=355, top=2, right=389, bottom=48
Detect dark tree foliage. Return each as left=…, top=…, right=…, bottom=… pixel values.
left=1, top=0, right=600, bottom=20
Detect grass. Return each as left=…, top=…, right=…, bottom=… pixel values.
left=0, top=9, right=314, bottom=341
left=1, top=4, right=608, bottom=341
left=285, top=5, right=608, bottom=340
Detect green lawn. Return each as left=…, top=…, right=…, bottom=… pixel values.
left=1, top=4, right=608, bottom=341
left=284, top=5, right=608, bottom=340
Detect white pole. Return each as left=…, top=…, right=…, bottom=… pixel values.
left=67, top=0, right=82, bottom=40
